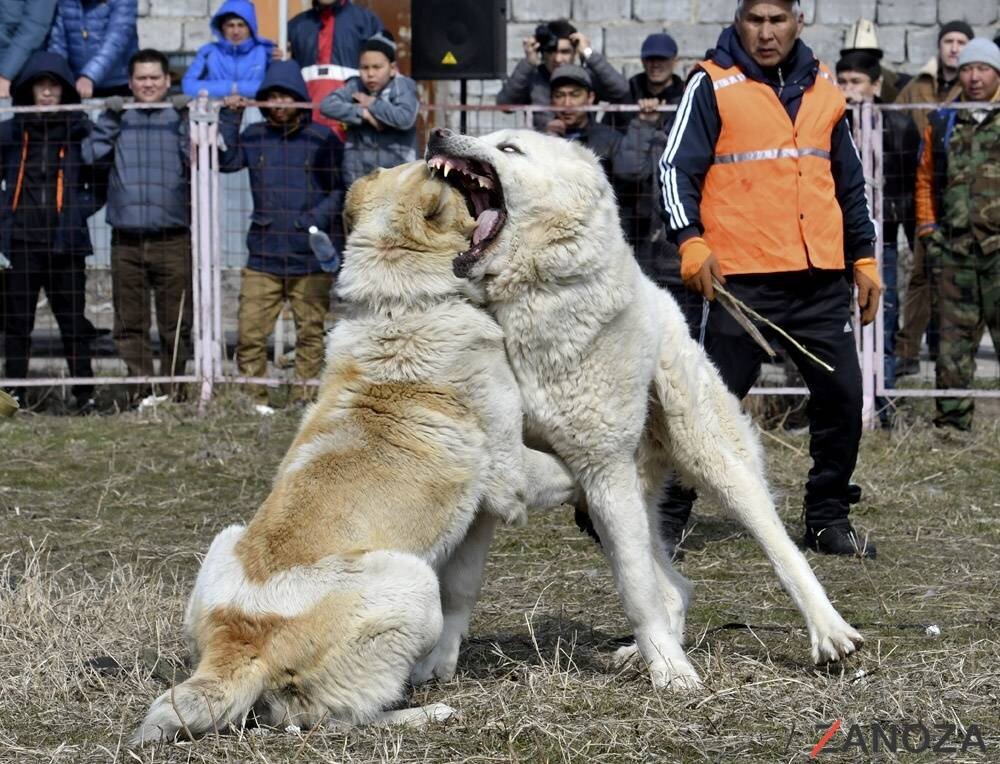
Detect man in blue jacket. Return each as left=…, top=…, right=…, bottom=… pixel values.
left=219, top=62, right=345, bottom=413
left=83, top=49, right=194, bottom=404
left=287, top=0, right=384, bottom=137
left=182, top=0, right=275, bottom=99
left=0, top=0, right=58, bottom=99
left=47, top=0, right=139, bottom=98
left=1, top=52, right=99, bottom=412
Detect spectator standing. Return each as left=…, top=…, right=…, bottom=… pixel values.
left=47, top=0, right=139, bottom=98
left=219, top=61, right=344, bottom=413
left=497, top=19, right=628, bottom=131
left=182, top=0, right=274, bottom=99
left=83, top=49, right=193, bottom=404
left=604, top=32, right=684, bottom=131
left=0, top=52, right=98, bottom=412
left=840, top=18, right=910, bottom=103
left=319, top=32, right=418, bottom=187
left=916, top=39, right=1000, bottom=431
left=895, top=20, right=973, bottom=376
left=0, top=0, right=58, bottom=99
left=658, top=0, right=880, bottom=558
left=837, top=50, right=920, bottom=426
left=287, top=0, right=384, bottom=138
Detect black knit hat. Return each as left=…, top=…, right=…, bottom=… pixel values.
left=938, top=20, right=974, bottom=43
left=361, top=31, right=396, bottom=62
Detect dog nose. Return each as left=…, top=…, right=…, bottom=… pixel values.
left=431, top=127, right=453, bottom=140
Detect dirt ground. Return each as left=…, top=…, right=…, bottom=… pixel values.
left=1, top=396, right=998, bottom=763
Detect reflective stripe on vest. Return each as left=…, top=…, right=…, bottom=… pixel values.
left=699, top=59, right=847, bottom=275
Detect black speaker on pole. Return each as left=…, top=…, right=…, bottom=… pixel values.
left=411, top=0, right=507, bottom=80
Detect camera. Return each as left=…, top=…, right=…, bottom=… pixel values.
left=534, top=24, right=558, bottom=53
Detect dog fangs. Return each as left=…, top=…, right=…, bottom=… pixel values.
left=427, top=156, right=495, bottom=189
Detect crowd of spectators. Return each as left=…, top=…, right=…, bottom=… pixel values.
left=0, top=0, right=997, bottom=435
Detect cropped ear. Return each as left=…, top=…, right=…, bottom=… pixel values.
left=344, top=171, right=377, bottom=235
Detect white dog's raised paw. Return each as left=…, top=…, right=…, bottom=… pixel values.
left=811, top=621, right=864, bottom=664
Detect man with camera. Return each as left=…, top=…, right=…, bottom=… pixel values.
left=496, top=18, right=628, bottom=131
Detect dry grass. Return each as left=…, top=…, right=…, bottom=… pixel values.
left=1, top=397, right=998, bottom=763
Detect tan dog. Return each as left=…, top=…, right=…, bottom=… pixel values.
left=131, top=162, right=575, bottom=745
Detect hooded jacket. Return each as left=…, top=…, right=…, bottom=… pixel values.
left=182, top=0, right=275, bottom=99
left=658, top=26, right=875, bottom=270
left=319, top=73, right=419, bottom=187
left=0, top=0, right=58, bottom=82
left=218, top=62, right=345, bottom=276
left=287, top=0, right=384, bottom=70
left=0, top=52, right=97, bottom=256
left=47, top=0, right=139, bottom=90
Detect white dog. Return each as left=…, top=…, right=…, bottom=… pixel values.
left=424, top=128, right=864, bottom=689
left=130, top=163, right=575, bottom=745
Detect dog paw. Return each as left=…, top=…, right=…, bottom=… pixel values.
left=611, top=643, right=640, bottom=668
left=612, top=643, right=702, bottom=690
left=380, top=702, right=459, bottom=728
left=811, top=618, right=864, bottom=664
left=410, top=643, right=460, bottom=685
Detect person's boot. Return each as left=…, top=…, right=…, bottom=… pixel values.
left=804, top=523, right=876, bottom=559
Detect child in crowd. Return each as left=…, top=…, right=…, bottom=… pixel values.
left=319, top=32, right=418, bottom=187
left=218, top=61, right=344, bottom=413
left=182, top=0, right=274, bottom=98
left=0, top=52, right=99, bottom=412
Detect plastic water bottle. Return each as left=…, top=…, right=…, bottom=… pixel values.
left=308, top=226, right=341, bottom=274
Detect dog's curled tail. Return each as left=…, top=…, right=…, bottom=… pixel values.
left=128, top=662, right=267, bottom=747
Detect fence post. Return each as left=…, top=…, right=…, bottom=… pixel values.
left=858, top=101, right=878, bottom=430
left=190, top=95, right=220, bottom=410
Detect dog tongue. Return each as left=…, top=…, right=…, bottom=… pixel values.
left=472, top=209, right=500, bottom=246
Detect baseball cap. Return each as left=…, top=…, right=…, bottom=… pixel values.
left=550, top=64, right=593, bottom=91
left=641, top=33, right=678, bottom=60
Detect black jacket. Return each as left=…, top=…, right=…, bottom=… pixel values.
left=603, top=72, right=685, bottom=132
left=0, top=51, right=97, bottom=256
left=658, top=26, right=876, bottom=267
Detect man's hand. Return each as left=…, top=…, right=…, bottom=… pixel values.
left=523, top=37, right=541, bottom=65
left=637, top=97, right=660, bottom=123
left=76, top=76, right=94, bottom=99
left=103, top=95, right=125, bottom=114
left=352, top=91, right=375, bottom=108
left=221, top=94, right=246, bottom=111
left=545, top=118, right=566, bottom=137
left=361, top=107, right=382, bottom=131
left=680, top=236, right=725, bottom=300
left=853, top=257, right=882, bottom=326
left=0, top=76, right=10, bottom=99
left=569, top=32, right=591, bottom=60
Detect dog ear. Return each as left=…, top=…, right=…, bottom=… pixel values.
left=419, top=177, right=451, bottom=220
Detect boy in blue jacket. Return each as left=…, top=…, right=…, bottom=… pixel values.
left=319, top=32, right=418, bottom=187
left=218, top=61, right=344, bottom=412
left=1, top=52, right=99, bottom=412
left=182, top=0, right=274, bottom=99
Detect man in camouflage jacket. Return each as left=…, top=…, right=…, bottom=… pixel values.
left=915, top=39, right=1000, bottom=430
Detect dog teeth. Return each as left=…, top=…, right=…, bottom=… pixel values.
left=443, top=162, right=452, bottom=177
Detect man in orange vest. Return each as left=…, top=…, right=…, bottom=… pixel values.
left=657, top=0, right=880, bottom=558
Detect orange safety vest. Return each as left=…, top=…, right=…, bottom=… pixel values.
left=700, top=59, right=847, bottom=275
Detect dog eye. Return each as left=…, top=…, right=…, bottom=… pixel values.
left=497, top=143, right=522, bottom=155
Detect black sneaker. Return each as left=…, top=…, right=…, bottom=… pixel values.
left=804, top=524, right=876, bottom=559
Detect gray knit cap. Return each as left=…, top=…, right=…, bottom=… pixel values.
left=957, top=37, right=1000, bottom=73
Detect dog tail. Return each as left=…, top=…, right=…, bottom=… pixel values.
left=128, top=657, right=268, bottom=746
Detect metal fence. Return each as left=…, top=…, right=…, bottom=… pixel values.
left=1, top=98, right=997, bottom=426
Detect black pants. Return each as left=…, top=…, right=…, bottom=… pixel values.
left=660, top=271, right=863, bottom=530
left=2, top=242, right=94, bottom=400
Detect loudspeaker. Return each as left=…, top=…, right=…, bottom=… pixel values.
left=411, top=0, right=507, bottom=80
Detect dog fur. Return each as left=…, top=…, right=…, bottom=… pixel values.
left=130, top=162, right=576, bottom=745
left=425, top=128, right=864, bottom=689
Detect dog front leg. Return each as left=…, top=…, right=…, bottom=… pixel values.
left=522, top=447, right=578, bottom=510
left=411, top=511, right=498, bottom=685
left=581, top=463, right=702, bottom=690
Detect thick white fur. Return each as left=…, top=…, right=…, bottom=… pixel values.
left=131, top=163, right=576, bottom=745
left=433, top=129, right=863, bottom=688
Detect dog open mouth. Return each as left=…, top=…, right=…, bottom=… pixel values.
left=426, top=154, right=506, bottom=276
